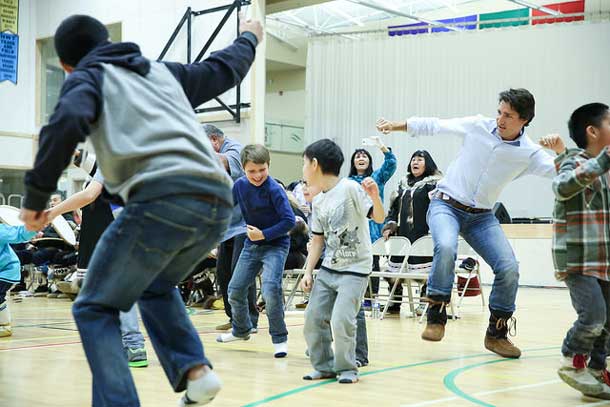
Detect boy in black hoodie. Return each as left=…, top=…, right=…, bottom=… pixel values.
left=20, top=14, right=262, bottom=407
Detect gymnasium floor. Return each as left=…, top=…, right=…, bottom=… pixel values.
left=0, top=287, right=607, bottom=407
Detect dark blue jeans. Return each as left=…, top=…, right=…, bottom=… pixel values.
left=72, top=195, right=231, bottom=407
left=426, top=198, right=519, bottom=313
left=562, top=273, right=610, bottom=370
left=228, top=241, right=289, bottom=344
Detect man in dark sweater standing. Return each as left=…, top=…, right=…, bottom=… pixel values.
left=217, top=144, right=295, bottom=359
left=20, top=14, right=263, bottom=407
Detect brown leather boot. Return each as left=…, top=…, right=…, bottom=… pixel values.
left=484, top=315, right=521, bottom=358
left=421, top=300, right=448, bottom=342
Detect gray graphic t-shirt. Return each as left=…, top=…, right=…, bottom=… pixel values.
left=311, top=178, right=374, bottom=275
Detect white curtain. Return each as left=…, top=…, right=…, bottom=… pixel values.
left=306, top=21, right=610, bottom=218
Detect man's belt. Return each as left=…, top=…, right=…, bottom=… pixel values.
left=434, top=192, right=491, bottom=214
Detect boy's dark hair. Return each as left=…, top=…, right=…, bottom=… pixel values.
left=54, top=15, right=109, bottom=67
left=498, top=88, right=535, bottom=126
left=568, top=103, right=610, bottom=149
left=348, top=149, right=373, bottom=177
left=303, top=139, right=344, bottom=176
left=241, top=144, right=270, bottom=166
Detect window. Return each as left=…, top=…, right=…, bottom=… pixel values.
left=37, top=23, right=121, bottom=125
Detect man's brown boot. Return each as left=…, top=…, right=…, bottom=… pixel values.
left=421, top=299, right=448, bottom=342
left=484, top=314, right=521, bottom=358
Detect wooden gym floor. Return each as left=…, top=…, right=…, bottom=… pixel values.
left=0, top=287, right=608, bottom=407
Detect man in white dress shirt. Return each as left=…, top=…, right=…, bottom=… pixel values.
left=377, top=88, right=565, bottom=358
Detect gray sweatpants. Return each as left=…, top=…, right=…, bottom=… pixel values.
left=304, top=269, right=368, bottom=374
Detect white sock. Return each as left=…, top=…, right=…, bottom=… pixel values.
left=179, top=369, right=222, bottom=406
left=273, top=341, right=288, bottom=358
left=0, top=301, right=10, bottom=325
left=216, top=332, right=249, bottom=343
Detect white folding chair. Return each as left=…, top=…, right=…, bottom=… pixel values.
left=368, top=237, right=411, bottom=319
left=454, top=238, right=486, bottom=316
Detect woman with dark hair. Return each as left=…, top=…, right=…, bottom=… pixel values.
left=348, top=137, right=397, bottom=303
left=382, top=150, right=442, bottom=312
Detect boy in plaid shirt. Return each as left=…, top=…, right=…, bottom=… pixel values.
left=553, top=103, right=610, bottom=398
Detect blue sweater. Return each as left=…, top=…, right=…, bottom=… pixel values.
left=0, top=225, right=37, bottom=284
left=233, top=176, right=296, bottom=248
left=349, top=150, right=397, bottom=242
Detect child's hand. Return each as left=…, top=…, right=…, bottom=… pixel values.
left=301, top=273, right=313, bottom=293
left=20, top=209, right=48, bottom=232
left=246, top=225, right=265, bottom=241
left=361, top=177, right=379, bottom=198
left=539, top=134, right=566, bottom=154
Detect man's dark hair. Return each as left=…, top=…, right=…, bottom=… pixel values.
left=303, top=139, right=344, bottom=176
left=241, top=144, right=270, bottom=166
left=348, top=149, right=373, bottom=177
left=568, top=103, right=610, bottom=149
left=54, top=15, right=109, bottom=67
left=498, top=88, right=535, bottom=126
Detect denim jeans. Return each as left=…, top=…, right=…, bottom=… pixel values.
left=228, top=241, right=288, bottom=344
left=72, top=195, right=231, bottom=407
left=304, top=269, right=368, bottom=374
left=426, top=198, right=519, bottom=313
left=216, top=233, right=259, bottom=327
left=120, top=304, right=145, bottom=350
left=562, top=273, right=610, bottom=370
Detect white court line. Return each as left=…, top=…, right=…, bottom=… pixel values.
left=401, top=379, right=561, bottom=407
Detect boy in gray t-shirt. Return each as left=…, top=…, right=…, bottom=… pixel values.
left=301, top=139, right=385, bottom=384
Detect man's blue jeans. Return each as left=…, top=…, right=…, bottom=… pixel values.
left=426, top=198, right=519, bottom=314
left=228, top=241, right=289, bottom=344
left=72, top=195, right=231, bottom=407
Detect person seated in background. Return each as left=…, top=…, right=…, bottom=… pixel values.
left=382, top=150, right=442, bottom=313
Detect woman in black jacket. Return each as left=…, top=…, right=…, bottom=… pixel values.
left=382, top=150, right=442, bottom=311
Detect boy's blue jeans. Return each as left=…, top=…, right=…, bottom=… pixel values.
left=426, top=198, right=519, bottom=314
left=228, top=240, right=289, bottom=344
left=72, top=195, right=231, bottom=407
left=562, top=273, right=610, bottom=370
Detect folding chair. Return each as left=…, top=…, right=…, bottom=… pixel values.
left=454, top=238, right=486, bottom=316
left=367, top=237, right=411, bottom=319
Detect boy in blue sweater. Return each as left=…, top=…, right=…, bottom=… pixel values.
left=0, top=221, right=37, bottom=337
left=217, top=144, right=296, bottom=358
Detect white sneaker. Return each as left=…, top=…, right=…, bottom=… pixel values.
left=177, top=369, right=222, bottom=406
left=216, top=332, right=249, bottom=343
left=273, top=341, right=288, bottom=358
left=557, top=355, right=603, bottom=395
left=586, top=369, right=610, bottom=399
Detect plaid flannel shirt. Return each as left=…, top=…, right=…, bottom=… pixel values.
left=552, top=147, right=610, bottom=281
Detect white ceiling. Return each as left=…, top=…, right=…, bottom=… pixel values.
left=267, top=0, right=563, bottom=36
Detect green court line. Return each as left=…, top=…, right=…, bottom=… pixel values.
left=241, top=346, right=559, bottom=407
left=443, top=353, right=558, bottom=407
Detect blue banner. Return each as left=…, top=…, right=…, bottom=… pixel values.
left=0, top=32, right=18, bottom=84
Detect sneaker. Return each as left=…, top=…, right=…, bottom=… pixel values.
left=273, top=341, right=288, bottom=358
left=557, top=355, right=603, bottom=395
left=178, top=368, right=222, bottom=406
left=484, top=315, right=521, bottom=358
left=215, top=322, right=232, bottom=331
left=295, top=300, right=308, bottom=309
left=356, top=360, right=368, bottom=368
left=216, top=332, right=249, bottom=343
left=11, top=282, right=26, bottom=293
left=586, top=368, right=610, bottom=399
left=127, top=347, right=148, bottom=368
left=459, top=257, right=477, bottom=271
left=250, top=327, right=258, bottom=334
left=337, top=370, right=359, bottom=384
left=33, top=284, right=49, bottom=297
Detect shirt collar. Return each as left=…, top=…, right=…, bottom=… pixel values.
left=492, top=127, right=523, bottom=146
